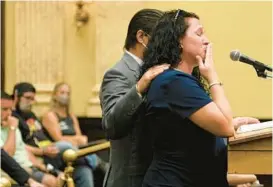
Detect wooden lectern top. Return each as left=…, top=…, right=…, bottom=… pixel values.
left=229, top=127, right=272, bottom=145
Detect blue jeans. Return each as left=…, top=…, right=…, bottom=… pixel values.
left=46, top=141, right=95, bottom=187
left=85, top=154, right=99, bottom=169
left=73, top=165, right=94, bottom=187
left=44, top=141, right=73, bottom=169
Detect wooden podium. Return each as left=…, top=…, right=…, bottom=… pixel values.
left=228, top=128, right=272, bottom=174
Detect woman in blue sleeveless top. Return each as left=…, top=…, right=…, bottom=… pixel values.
left=141, top=9, right=235, bottom=187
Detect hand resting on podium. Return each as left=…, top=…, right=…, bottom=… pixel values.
left=229, top=117, right=272, bottom=145
left=233, top=117, right=260, bottom=131
left=236, top=120, right=273, bottom=134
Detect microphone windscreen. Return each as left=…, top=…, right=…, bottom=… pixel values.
left=230, top=50, right=241, bottom=61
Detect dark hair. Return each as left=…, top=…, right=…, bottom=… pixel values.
left=124, top=9, right=164, bottom=50
left=141, top=9, right=209, bottom=92
left=1, top=91, right=12, bottom=100
left=12, top=82, right=36, bottom=98
left=142, top=9, right=199, bottom=73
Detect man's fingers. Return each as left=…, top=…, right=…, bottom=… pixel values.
left=147, top=68, right=165, bottom=80
left=152, top=66, right=169, bottom=73
left=150, top=64, right=170, bottom=71
left=150, top=69, right=163, bottom=78
left=146, top=64, right=169, bottom=80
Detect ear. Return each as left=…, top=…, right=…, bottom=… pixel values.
left=136, top=30, right=145, bottom=44
left=14, top=90, right=19, bottom=100
left=13, top=91, right=19, bottom=104
left=179, top=38, right=184, bottom=48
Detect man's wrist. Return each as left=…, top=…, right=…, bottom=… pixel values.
left=9, top=126, right=16, bottom=131
left=135, top=84, right=142, bottom=98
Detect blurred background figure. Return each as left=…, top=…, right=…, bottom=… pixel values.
left=1, top=148, right=44, bottom=187
left=12, top=82, right=95, bottom=187
left=42, top=82, right=109, bottom=173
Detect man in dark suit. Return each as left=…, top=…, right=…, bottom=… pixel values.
left=1, top=149, right=44, bottom=187
left=100, top=9, right=169, bottom=187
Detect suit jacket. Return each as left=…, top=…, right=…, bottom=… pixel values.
left=1, top=149, right=29, bottom=185
left=100, top=52, right=153, bottom=187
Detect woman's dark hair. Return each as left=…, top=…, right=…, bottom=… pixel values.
left=124, top=9, right=164, bottom=50
left=142, top=9, right=198, bottom=72
left=141, top=9, right=209, bottom=92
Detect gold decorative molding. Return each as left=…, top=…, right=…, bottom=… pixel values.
left=32, top=83, right=55, bottom=117
left=86, top=83, right=101, bottom=117
left=34, top=83, right=54, bottom=103
left=75, top=1, right=89, bottom=28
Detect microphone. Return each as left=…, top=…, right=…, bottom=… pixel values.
left=230, top=50, right=272, bottom=72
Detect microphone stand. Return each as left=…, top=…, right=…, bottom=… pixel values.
left=253, top=65, right=272, bottom=79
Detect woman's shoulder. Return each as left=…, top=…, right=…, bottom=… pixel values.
left=42, top=110, right=58, bottom=121
left=153, top=69, right=197, bottom=86
left=69, top=113, right=77, bottom=119
left=148, top=69, right=196, bottom=98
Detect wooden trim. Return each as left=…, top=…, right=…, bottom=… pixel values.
left=229, top=128, right=272, bottom=145
left=1, top=1, right=5, bottom=89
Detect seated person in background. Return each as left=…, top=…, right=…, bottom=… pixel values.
left=1, top=148, right=44, bottom=187
left=12, top=82, right=71, bottom=171
left=12, top=83, right=95, bottom=187
left=42, top=82, right=109, bottom=173
left=0, top=91, right=57, bottom=187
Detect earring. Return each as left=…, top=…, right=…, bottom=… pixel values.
left=141, top=42, right=148, bottom=49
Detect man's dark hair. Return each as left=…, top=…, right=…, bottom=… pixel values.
left=1, top=91, right=13, bottom=100
left=12, top=82, right=36, bottom=98
left=124, top=9, right=164, bottom=50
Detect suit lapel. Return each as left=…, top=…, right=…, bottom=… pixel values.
left=123, top=53, right=141, bottom=79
